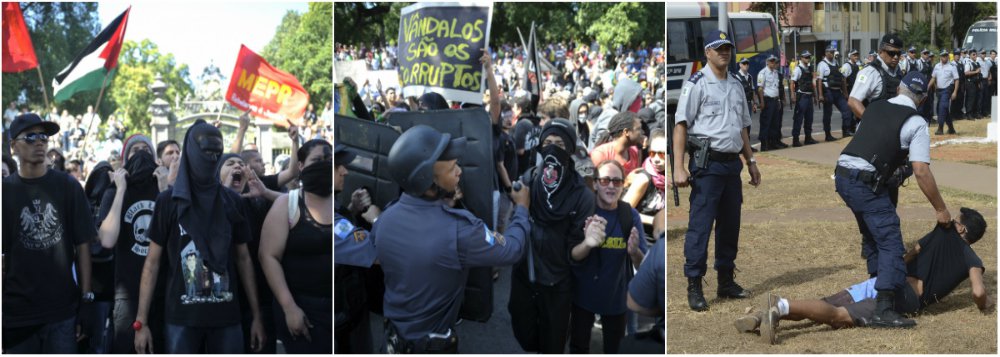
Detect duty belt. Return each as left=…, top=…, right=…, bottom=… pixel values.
left=708, top=150, right=740, bottom=162
left=835, top=166, right=878, bottom=185
left=385, top=320, right=458, bottom=354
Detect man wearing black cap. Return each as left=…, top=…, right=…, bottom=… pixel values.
left=373, top=125, right=532, bottom=353
left=790, top=50, right=819, bottom=146
left=673, top=30, right=759, bottom=312
left=333, top=143, right=378, bottom=353
left=818, top=45, right=853, bottom=140
left=848, top=33, right=904, bottom=119
left=834, top=72, right=952, bottom=329
left=900, top=47, right=919, bottom=74
left=963, top=49, right=982, bottom=120
left=930, top=49, right=962, bottom=135
left=509, top=118, right=595, bottom=353
left=133, top=120, right=266, bottom=353
left=3, top=113, right=95, bottom=353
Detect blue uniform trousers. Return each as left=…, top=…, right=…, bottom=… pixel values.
left=771, top=99, right=785, bottom=141
left=683, top=159, right=743, bottom=278
left=822, top=89, right=853, bottom=132
left=792, top=93, right=814, bottom=137
left=834, top=168, right=906, bottom=292
left=937, top=87, right=954, bottom=131
left=921, top=86, right=935, bottom=122
left=759, top=97, right=780, bottom=142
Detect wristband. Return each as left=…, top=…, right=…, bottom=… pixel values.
left=132, top=320, right=143, bottom=331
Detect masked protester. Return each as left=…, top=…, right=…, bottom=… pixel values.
left=372, top=125, right=531, bottom=353
left=509, top=118, right=595, bottom=353
left=81, top=160, right=115, bottom=354
left=95, top=134, right=169, bottom=353
left=133, top=120, right=266, bottom=353
left=259, top=139, right=334, bottom=353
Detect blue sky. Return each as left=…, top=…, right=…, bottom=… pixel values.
left=97, top=1, right=309, bottom=83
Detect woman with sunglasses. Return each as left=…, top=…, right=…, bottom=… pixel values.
left=623, top=128, right=666, bottom=231
left=568, top=159, right=646, bottom=354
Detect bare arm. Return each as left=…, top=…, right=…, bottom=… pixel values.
left=627, top=292, right=661, bottom=316
left=848, top=97, right=865, bottom=119
left=622, top=171, right=648, bottom=208
left=902, top=243, right=921, bottom=264
left=134, top=241, right=163, bottom=353
left=672, top=122, right=689, bottom=187
left=275, top=124, right=301, bottom=187
left=76, top=242, right=92, bottom=295
left=969, top=267, right=993, bottom=313
left=912, top=161, right=948, bottom=215
left=235, top=242, right=265, bottom=351
left=230, top=111, right=251, bottom=154
left=98, top=187, right=126, bottom=249
left=259, top=194, right=294, bottom=315
left=482, top=50, right=501, bottom=125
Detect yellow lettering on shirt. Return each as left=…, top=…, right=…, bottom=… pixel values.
left=601, top=237, right=627, bottom=249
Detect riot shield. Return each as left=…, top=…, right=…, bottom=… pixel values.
left=386, top=108, right=497, bottom=323
left=334, top=115, right=401, bottom=211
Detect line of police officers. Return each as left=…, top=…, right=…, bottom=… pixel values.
left=672, top=31, right=975, bottom=322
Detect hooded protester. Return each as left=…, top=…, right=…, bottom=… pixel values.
left=569, top=98, right=591, bottom=148
left=133, top=120, right=266, bottom=353
left=418, top=92, right=450, bottom=110
left=510, top=118, right=596, bottom=353
left=260, top=139, right=333, bottom=353
left=94, top=134, right=169, bottom=353
left=589, top=78, right=644, bottom=149
left=81, top=160, right=115, bottom=354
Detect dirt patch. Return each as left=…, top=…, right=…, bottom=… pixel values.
left=931, top=143, right=998, bottom=167
left=667, top=154, right=997, bottom=353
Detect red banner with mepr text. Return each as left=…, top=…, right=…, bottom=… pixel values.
left=225, top=44, right=309, bottom=127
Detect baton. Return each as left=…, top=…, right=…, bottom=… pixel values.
left=667, top=120, right=680, bottom=207
left=513, top=181, right=535, bottom=283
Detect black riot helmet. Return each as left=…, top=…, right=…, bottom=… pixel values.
left=388, top=125, right=466, bottom=196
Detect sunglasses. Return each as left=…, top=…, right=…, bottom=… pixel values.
left=649, top=150, right=665, bottom=159
left=596, top=176, right=624, bottom=187
left=882, top=50, right=901, bottom=58
left=16, top=132, right=49, bottom=144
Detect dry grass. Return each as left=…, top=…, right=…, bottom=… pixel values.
left=666, top=154, right=997, bottom=354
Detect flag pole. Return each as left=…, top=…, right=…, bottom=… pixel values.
left=80, top=73, right=111, bottom=157
left=35, top=68, right=51, bottom=111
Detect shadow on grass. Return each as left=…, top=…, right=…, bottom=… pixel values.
left=750, top=264, right=854, bottom=293
left=667, top=227, right=686, bottom=241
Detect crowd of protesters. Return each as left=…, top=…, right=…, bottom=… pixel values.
left=334, top=38, right=666, bottom=353
left=3, top=105, right=333, bottom=353
left=335, top=43, right=398, bottom=71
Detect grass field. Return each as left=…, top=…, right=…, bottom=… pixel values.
left=666, top=133, right=998, bottom=353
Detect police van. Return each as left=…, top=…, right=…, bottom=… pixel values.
left=963, top=17, right=997, bottom=54
left=667, top=2, right=782, bottom=120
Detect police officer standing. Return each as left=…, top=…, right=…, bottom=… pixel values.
left=977, top=49, right=991, bottom=118
left=929, top=49, right=961, bottom=135
left=818, top=45, right=853, bottom=140
left=757, top=55, right=785, bottom=151
left=372, top=125, right=532, bottom=353
left=964, top=49, right=982, bottom=120
left=848, top=34, right=904, bottom=120
left=673, top=30, right=760, bottom=312
left=834, top=72, right=951, bottom=329
left=790, top=50, right=819, bottom=146
left=899, top=47, right=919, bottom=74
left=735, top=58, right=759, bottom=151
left=841, top=49, right=862, bottom=134
left=919, top=49, right=936, bottom=123
left=952, top=48, right=967, bottom=120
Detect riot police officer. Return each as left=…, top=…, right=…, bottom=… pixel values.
left=835, top=72, right=952, bottom=329
left=818, top=44, right=853, bottom=140
left=334, top=144, right=378, bottom=353
left=372, top=125, right=532, bottom=353
left=964, top=49, right=982, bottom=120
left=790, top=50, right=818, bottom=146
left=929, top=49, right=961, bottom=135
left=848, top=34, right=904, bottom=119
left=673, top=30, right=760, bottom=312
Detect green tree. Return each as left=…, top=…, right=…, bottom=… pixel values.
left=747, top=2, right=790, bottom=25
left=263, top=2, right=332, bottom=112
left=104, top=39, right=194, bottom=138
left=2, top=2, right=101, bottom=115
left=333, top=2, right=394, bottom=47
left=578, top=3, right=662, bottom=53
left=899, top=19, right=952, bottom=53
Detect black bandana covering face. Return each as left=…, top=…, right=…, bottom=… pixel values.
left=530, top=144, right=581, bottom=223
left=540, top=149, right=567, bottom=209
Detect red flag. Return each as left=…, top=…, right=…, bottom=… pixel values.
left=2, top=2, right=38, bottom=73
left=225, top=45, right=309, bottom=127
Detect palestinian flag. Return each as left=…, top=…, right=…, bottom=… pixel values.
left=52, top=6, right=129, bottom=103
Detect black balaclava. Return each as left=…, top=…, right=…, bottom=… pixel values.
left=530, top=119, right=585, bottom=223
left=84, top=161, right=113, bottom=205
left=172, top=120, right=232, bottom=274
left=124, top=150, right=157, bottom=186
left=300, top=159, right=332, bottom=197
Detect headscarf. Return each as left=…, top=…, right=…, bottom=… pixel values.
left=172, top=120, right=232, bottom=274
left=643, top=156, right=665, bottom=191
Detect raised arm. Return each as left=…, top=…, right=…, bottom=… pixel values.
left=230, top=111, right=252, bottom=154
left=275, top=123, right=301, bottom=187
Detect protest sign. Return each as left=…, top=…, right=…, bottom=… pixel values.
left=396, top=2, right=492, bottom=104
left=226, top=44, right=309, bottom=127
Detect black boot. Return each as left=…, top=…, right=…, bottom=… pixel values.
left=825, top=132, right=837, bottom=141
left=792, top=137, right=802, bottom=147
left=717, top=269, right=750, bottom=299
left=774, top=139, right=788, bottom=148
left=688, top=277, right=709, bottom=311
left=804, top=135, right=819, bottom=145
left=870, top=291, right=916, bottom=329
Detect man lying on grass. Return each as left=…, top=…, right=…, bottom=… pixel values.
left=735, top=207, right=994, bottom=345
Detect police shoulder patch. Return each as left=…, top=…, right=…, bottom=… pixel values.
left=688, top=71, right=704, bottom=84
left=334, top=218, right=355, bottom=240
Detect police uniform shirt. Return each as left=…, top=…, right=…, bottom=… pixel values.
left=675, top=66, right=751, bottom=153
left=757, top=67, right=781, bottom=98
left=979, top=58, right=991, bottom=79
left=849, top=60, right=901, bottom=102
left=840, top=61, right=857, bottom=78
left=932, top=62, right=960, bottom=89
left=817, top=59, right=835, bottom=88
left=737, top=69, right=757, bottom=93
left=372, top=193, right=530, bottom=340
left=334, top=210, right=377, bottom=268
left=837, top=95, right=931, bottom=171
left=964, top=59, right=979, bottom=74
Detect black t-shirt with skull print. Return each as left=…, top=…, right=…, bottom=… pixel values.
left=99, top=184, right=167, bottom=301
left=148, top=187, right=250, bottom=327
left=3, top=169, right=96, bottom=327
